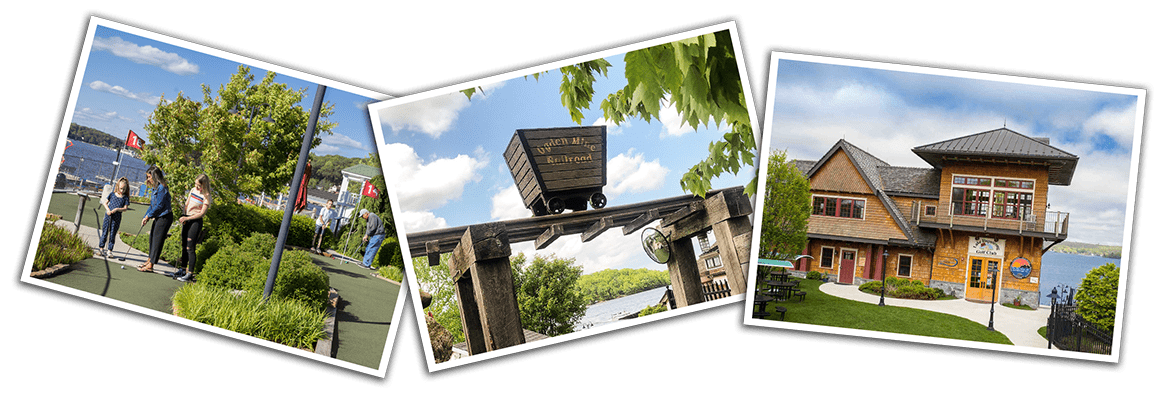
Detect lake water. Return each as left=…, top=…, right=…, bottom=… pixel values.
left=1038, top=252, right=1120, bottom=305
left=575, top=286, right=667, bottom=331
left=60, top=140, right=149, bottom=186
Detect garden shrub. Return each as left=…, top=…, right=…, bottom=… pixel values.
left=376, top=237, right=404, bottom=269
left=33, top=222, right=92, bottom=271
left=861, top=277, right=944, bottom=300
left=859, top=280, right=882, bottom=293
left=377, top=264, right=404, bottom=282
left=638, top=304, right=668, bottom=317
left=1076, top=263, right=1119, bottom=334
left=239, top=232, right=278, bottom=260
left=806, top=270, right=822, bottom=280
left=172, top=284, right=326, bottom=350
left=203, top=202, right=315, bottom=248
left=198, top=242, right=267, bottom=290
left=246, top=250, right=330, bottom=311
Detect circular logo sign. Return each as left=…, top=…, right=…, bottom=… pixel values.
left=1009, top=257, right=1032, bottom=279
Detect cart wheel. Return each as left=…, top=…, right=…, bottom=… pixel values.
left=590, top=192, right=607, bottom=209
left=547, top=197, right=565, bottom=214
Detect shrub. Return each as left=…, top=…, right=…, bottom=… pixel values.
left=203, top=202, right=315, bottom=248
left=172, top=284, right=326, bottom=350
left=239, top=232, right=278, bottom=259
left=638, top=304, right=668, bottom=317
left=377, top=265, right=404, bottom=282
left=33, top=222, right=92, bottom=271
left=376, top=237, right=404, bottom=269
left=806, top=270, right=822, bottom=280
left=1076, top=263, right=1119, bottom=334
left=247, top=250, right=330, bottom=311
left=198, top=242, right=267, bottom=290
left=859, top=280, right=883, bottom=293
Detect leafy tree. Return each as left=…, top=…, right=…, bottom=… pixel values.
left=510, top=253, right=589, bottom=337
left=338, top=174, right=399, bottom=266
left=757, top=150, right=810, bottom=260
left=462, top=29, right=756, bottom=197
left=1075, top=263, right=1120, bottom=333
left=576, top=268, right=671, bottom=304
left=413, top=253, right=465, bottom=343
left=67, top=123, right=124, bottom=149
left=141, top=65, right=337, bottom=202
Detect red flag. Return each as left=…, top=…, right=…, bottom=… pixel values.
left=126, top=130, right=143, bottom=149
left=361, top=180, right=379, bottom=199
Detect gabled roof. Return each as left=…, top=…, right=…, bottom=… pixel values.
left=878, top=166, right=940, bottom=198
left=912, top=128, right=1079, bottom=185
left=802, top=139, right=935, bottom=247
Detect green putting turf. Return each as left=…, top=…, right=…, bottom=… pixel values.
left=308, top=251, right=400, bottom=369
left=46, top=192, right=152, bottom=237
left=43, top=256, right=185, bottom=314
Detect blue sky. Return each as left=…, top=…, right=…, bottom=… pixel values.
left=768, top=56, right=1142, bottom=246
left=375, top=50, right=755, bottom=274
left=71, top=26, right=378, bottom=159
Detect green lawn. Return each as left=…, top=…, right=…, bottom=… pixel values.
left=47, top=192, right=151, bottom=237
left=755, top=278, right=1012, bottom=345
left=306, top=251, right=400, bottom=369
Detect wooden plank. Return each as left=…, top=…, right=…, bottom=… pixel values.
left=622, top=209, right=661, bottom=235
left=545, top=176, right=603, bottom=191
left=539, top=167, right=603, bottom=182
left=533, top=159, right=605, bottom=173
left=533, top=152, right=601, bottom=167
left=426, top=240, right=441, bottom=266
left=528, top=144, right=603, bottom=157
left=661, top=201, right=705, bottom=227
left=519, top=126, right=605, bottom=140
left=535, top=224, right=564, bottom=250
left=581, top=216, right=613, bottom=242
left=666, top=236, right=705, bottom=307
left=526, top=135, right=604, bottom=148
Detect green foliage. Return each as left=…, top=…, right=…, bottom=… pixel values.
left=339, top=175, right=398, bottom=263
left=251, top=250, right=330, bottom=311
left=806, top=270, right=822, bottom=280
left=576, top=268, right=671, bottom=304
left=67, top=123, right=125, bottom=150
left=198, top=241, right=267, bottom=290
left=638, top=304, right=667, bottom=317
left=172, top=284, right=326, bottom=350
left=510, top=253, right=589, bottom=337
left=758, top=150, right=811, bottom=260
left=33, top=222, right=93, bottom=271
left=463, top=30, right=756, bottom=197
left=1075, top=263, right=1119, bottom=333
left=203, top=202, right=316, bottom=248
left=141, top=65, right=337, bottom=202
left=377, top=264, right=405, bottom=282
left=860, top=277, right=944, bottom=300
left=1050, top=242, right=1123, bottom=259
left=412, top=254, right=464, bottom=343
left=308, top=154, right=373, bottom=190
left=239, top=232, right=278, bottom=257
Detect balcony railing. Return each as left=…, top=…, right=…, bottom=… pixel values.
left=910, top=201, right=1069, bottom=236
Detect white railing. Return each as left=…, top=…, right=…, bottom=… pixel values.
left=912, top=200, right=1069, bottom=236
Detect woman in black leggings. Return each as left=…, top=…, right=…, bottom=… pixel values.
left=138, top=165, right=172, bottom=273
left=174, top=174, right=210, bottom=282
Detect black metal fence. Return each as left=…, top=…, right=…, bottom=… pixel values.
left=702, top=280, right=731, bottom=302
left=1046, top=285, right=1113, bottom=355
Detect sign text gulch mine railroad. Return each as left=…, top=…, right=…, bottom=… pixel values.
left=536, top=136, right=600, bottom=166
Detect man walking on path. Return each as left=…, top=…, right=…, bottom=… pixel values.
left=360, top=209, right=384, bottom=270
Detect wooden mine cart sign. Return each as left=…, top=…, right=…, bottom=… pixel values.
left=505, top=126, right=607, bottom=216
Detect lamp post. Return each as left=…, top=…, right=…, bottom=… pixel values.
left=987, top=264, right=999, bottom=331
left=1046, top=287, right=1059, bottom=349
left=879, top=250, right=888, bottom=306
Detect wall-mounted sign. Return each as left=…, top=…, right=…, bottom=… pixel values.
left=1009, top=257, right=1032, bottom=279
left=938, top=256, right=960, bottom=267
left=968, top=237, right=1006, bottom=258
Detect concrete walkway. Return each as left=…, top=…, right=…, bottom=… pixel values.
left=818, top=282, right=1054, bottom=349
left=54, top=219, right=183, bottom=276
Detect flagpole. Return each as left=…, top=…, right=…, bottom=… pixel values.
left=110, top=141, right=124, bottom=186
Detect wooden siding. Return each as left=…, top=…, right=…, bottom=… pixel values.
left=810, top=150, right=870, bottom=194
left=937, top=162, right=1050, bottom=229
left=930, top=230, right=1044, bottom=293
left=807, top=149, right=907, bottom=242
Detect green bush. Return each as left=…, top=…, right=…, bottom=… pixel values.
left=638, top=304, right=668, bottom=317
left=246, top=250, right=330, bottom=311
left=860, top=277, right=944, bottom=300
left=859, top=280, right=882, bottom=292
left=202, top=202, right=315, bottom=248
left=1076, top=263, right=1119, bottom=334
left=239, top=232, right=278, bottom=259
left=172, top=284, right=326, bottom=350
left=33, top=222, right=92, bottom=271
left=377, top=265, right=404, bottom=282
left=198, top=242, right=267, bottom=290
left=806, top=270, right=822, bottom=280
left=376, top=237, right=404, bottom=269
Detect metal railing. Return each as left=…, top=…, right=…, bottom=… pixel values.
left=1046, top=285, right=1113, bottom=355
left=911, top=200, right=1069, bottom=236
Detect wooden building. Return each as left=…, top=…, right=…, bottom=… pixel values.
left=790, top=128, right=1077, bottom=307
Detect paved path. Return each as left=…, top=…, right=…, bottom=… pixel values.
left=54, top=219, right=183, bottom=276
left=818, top=282, right=1054, bottom=349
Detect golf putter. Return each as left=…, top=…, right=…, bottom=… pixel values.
left=120, top=222, right=147, bottom=263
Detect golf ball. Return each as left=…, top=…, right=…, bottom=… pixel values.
left=121, top=265, right=125, bottom=269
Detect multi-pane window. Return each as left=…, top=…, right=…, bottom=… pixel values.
left=812, top=196, right=865, bottom=219
left=952, top=175, right=1035, bottom=220
left=820, top=247, right=834, bottom=268
left=898, top=254, right=913, bottom=277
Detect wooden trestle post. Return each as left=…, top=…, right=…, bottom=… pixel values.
left=448, top=222, right=525, bottom=354
left=659, top=187, right=754, bottom=307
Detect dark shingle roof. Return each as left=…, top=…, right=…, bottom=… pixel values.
left=790, top=160, right=816, bottom=175
left=878, top=166, right=940, bottom=198
left=912, top=128, right=1078, bottom=185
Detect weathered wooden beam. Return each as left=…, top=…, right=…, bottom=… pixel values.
left=660, top=201, right=705, bottom=227
left=448, top=222, right=525, bottom=354
left=666, top=235, right=704, bottom=307
left=535, top=224, right=564, bottom=250
left=426, top=240, right=441, bottom=266
left=622, top=208, right=660, bottom=235
left=581, top=216, right=612, bottom=242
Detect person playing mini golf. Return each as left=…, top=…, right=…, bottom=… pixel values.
left=359, top=209, right=384, bottom=270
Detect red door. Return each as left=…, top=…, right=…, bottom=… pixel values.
left=839, top=249, right=856, bottom=284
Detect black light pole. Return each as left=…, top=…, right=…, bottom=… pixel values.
left=879, top=250, right=888, bottom=306
left=263, top=84, right=326, bottom=301
left=1046, top=287, right=1059, bottom=349
left=987, top=264, right=999, bottom=331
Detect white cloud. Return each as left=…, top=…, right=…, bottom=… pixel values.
left=1083, top=102, right=1138, bottom=150
left=658, top=99, right=694, bottom=137
left=377, top=82, right=505, bottom=138
left=73, top=107, right=132, bottom=123
left=591, top=116, right=628, bottom=135
left=379, top=143, right=488, bottom=212
left=92, top=36, right=199, bottom=75
left=314, top=143, right=340, bottom=153
left=320, top=133, right=369, bottom=151
left=607, top=150, right=669, bottom=196
left=400, top=210, right=449, bottom=232
left=490, top=185, right=532, bottom=221
left=88, top=81, right=161, bottom=105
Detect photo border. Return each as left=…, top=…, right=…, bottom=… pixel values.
left=369, top=13, right=762, bottom=376
left=8, top=8, right=411, bottom=381
left=734, top=42, right=1146, bottom=369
